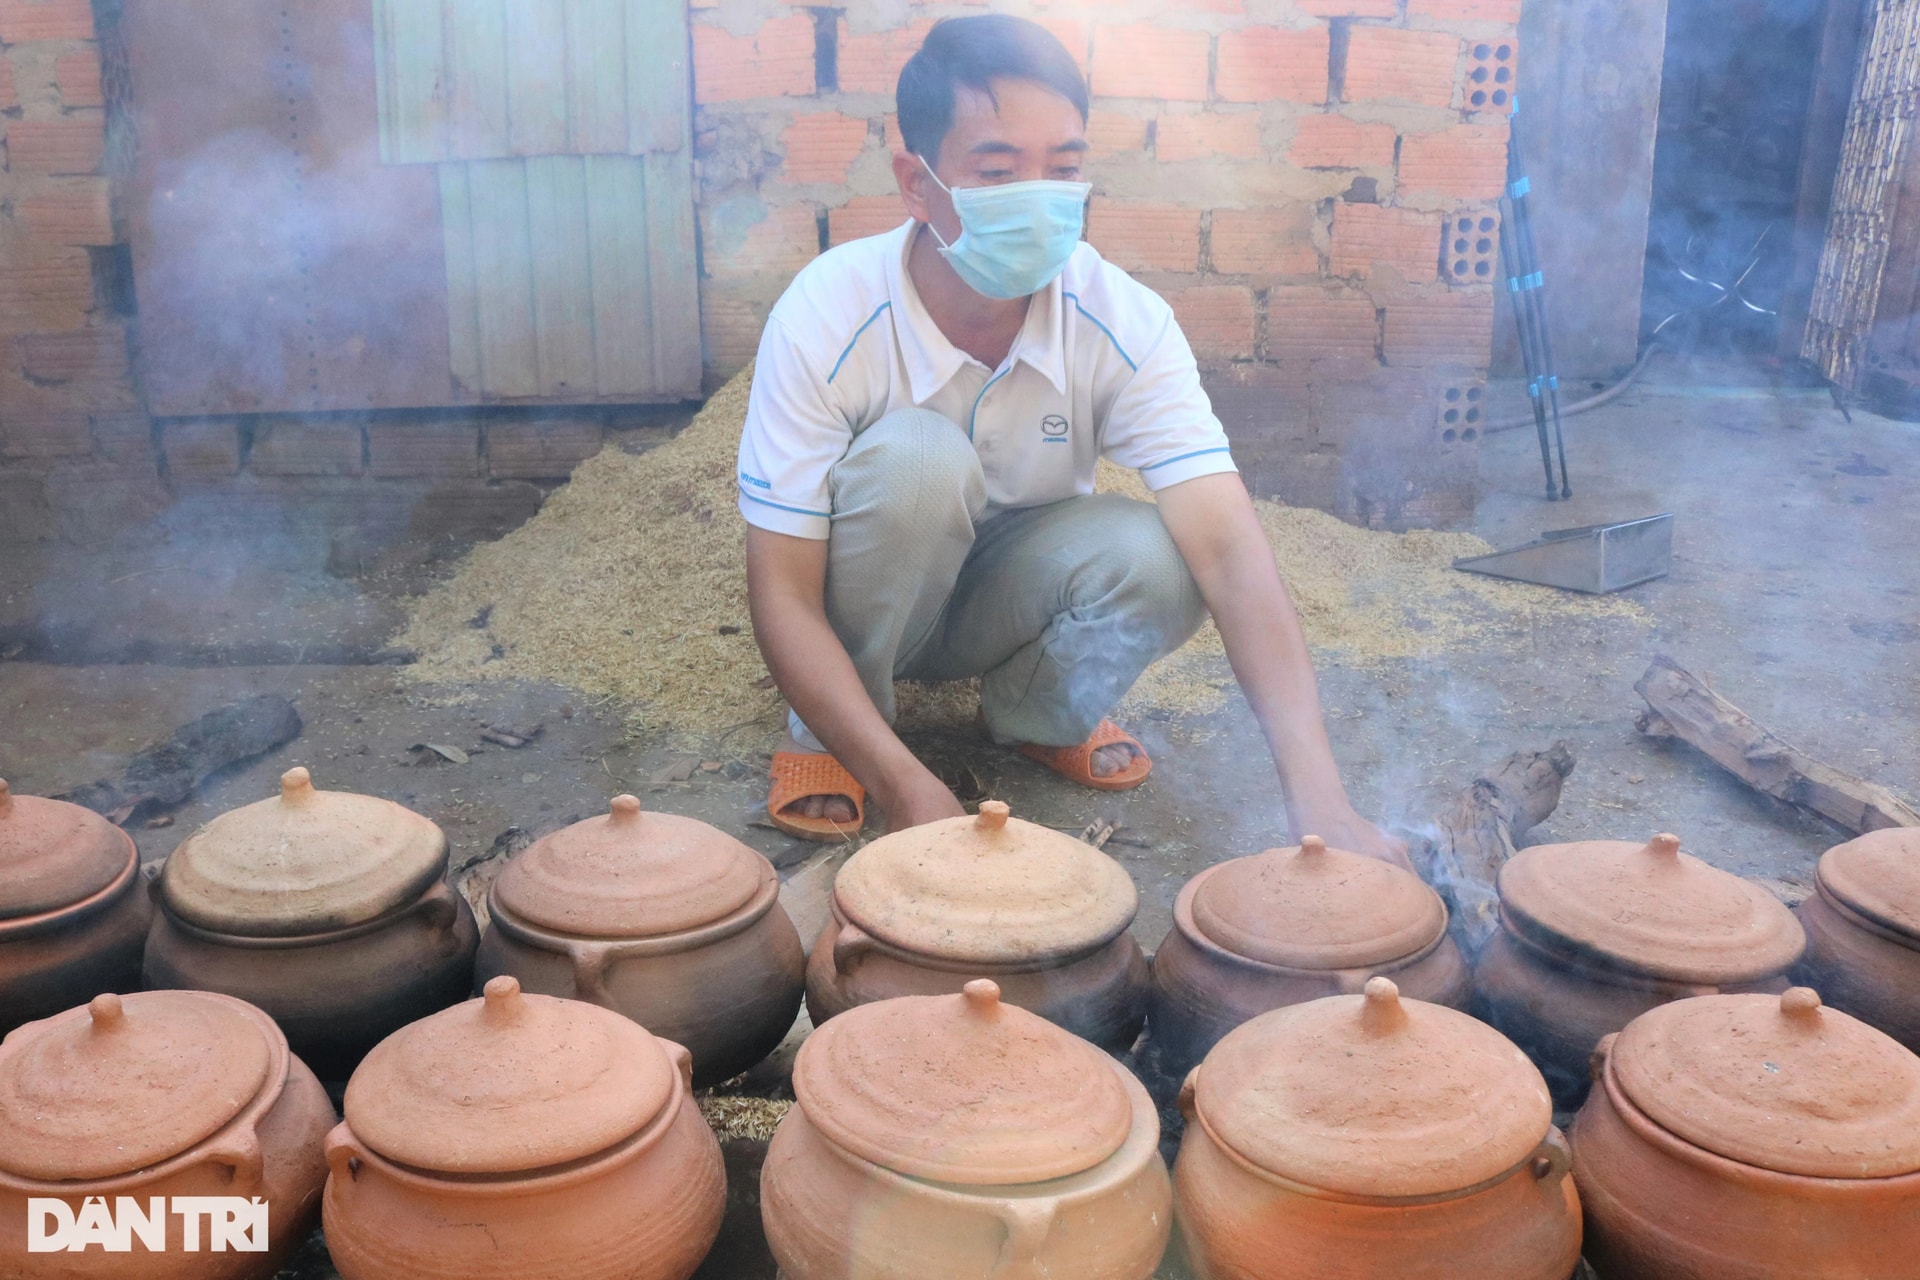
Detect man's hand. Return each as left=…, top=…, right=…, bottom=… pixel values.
left=879, top=771, right=968, bottom=833
left=1288, top=803, right=1414, bottom=872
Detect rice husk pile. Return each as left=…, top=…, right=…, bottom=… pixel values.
left=698, top=1095, right=791, bottom=1143
left=394, top=366, right=1645, bottom=732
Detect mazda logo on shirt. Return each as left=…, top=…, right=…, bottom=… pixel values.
left=1041, top=414, right=1069, bottom=439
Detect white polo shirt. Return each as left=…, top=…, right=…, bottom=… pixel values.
left=736, top=218, right=1237, bottom=540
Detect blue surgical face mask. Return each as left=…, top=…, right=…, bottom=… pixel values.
left=919, top=155, right=1092, bottom=300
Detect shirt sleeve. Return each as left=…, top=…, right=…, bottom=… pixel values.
left=1097, top=309, right=1240, bottom=492
left=736, top=314, right=851, bottom=540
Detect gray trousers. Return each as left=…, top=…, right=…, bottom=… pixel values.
left=790, top=408, right=1209, bottom=751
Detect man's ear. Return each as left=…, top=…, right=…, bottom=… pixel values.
left=894, top=149, right=936, bottom=224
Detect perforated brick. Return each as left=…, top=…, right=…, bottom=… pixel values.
left=1442, top=209, right=1502, bottom=285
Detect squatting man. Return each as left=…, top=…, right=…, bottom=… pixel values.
left=737, top=13, right=1407, bottom=866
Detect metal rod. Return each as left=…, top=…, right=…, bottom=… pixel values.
left=1506, top=104, right=1571, bottom=498
left=1500, top=109, right=1558, bottom=500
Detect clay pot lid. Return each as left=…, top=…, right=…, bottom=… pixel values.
left=793, top=979, right=1133, bottom=1185
left=1192, top=978, right=1551, bottom=1199
left=344, top=976, right=676, bottom=1175
left=832, top=802, right=1137, bottom=964
left=161, top=767, right=448, bottom=936
left=1611, top=988, right=1920, bottom=1179
left=1189, top=836, right=1447, bottom=969
left=1816, top=828, right=1920, bottom=939
left=492, top=795, right=766, bottom=938
left=0, top=779, right=133, bottom=920
left=1497, top=833, right=1805, bottom=983
left=0, top=991, right=273, bottom=1181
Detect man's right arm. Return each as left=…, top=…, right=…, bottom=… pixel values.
left=745, top=525, right=964, bottom=832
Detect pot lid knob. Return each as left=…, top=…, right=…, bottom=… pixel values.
left=975, top=800, right=1010, bottom=831
left=0, top=778, right=11, bottom=818
left=1781, top=986, right=1823, bottom=1022
left=609, top=794, right=642, bottom=822
left=1299, top=834, right=1327, bottom=856
left=482, top=974, right=528, bottom=1025
left=962, top=978, right=1002, bottom=1013
left=279, top=767, right=317, bottom=804
left=1360, top=976, right=1410, bottom=1035
left=87, top=993, right=125, bottom=1031
left=1644, top=832, right=1681, bottom=859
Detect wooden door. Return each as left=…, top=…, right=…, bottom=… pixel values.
left=121, top=0, right=698, bottom=415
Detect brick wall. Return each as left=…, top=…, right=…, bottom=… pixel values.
left=0, top=0, right=1518, bottom=539
left=691, top=0, right=1520, bottom=527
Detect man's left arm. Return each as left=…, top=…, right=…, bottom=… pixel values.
left=1155, top=473, right=1412, bottom=868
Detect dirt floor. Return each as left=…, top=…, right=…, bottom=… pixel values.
left=0, top=357, right=1913, bottom=1278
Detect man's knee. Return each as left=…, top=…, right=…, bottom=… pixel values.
left=1079, top=496, right=1208, bottom=631
left=835, top=409, right=981, bottom=517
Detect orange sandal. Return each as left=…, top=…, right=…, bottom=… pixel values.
left=1016, top=719, right=1153, bottom=792
left=767, top=751, right=868, bottom=841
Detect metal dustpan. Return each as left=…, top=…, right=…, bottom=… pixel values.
left=1454, top=514, right=1673, bottom=594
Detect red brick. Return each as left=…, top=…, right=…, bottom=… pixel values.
left=1343, top=28, right=1459, bottom=108
left=1216, top=26, right=1330, bottom=105
left=1410, top=0, right=1523, bottom=23
left=1265, top=286, right=1377, bottom=362
left=53, top=50, right=100, bottom=107
left=1086, top=110, right=1147, bottom=160
left=1383, top=292, right=1495, bottom=365
left=691, top=15, right=815, bottom=103
left=1035, top=17, right=1092, bottom=72
left=162, top=419, right=242, bottom=481
left=1091, top=25, right=1210, bottom=102
left=248, top=420, right=364, bottom=477
left=1397, top=122, right=1509, bottom=201
left=13, top=325, right=126, bottom=384
left=1289, top=114, right=1397, bottom=169
left=1299, top=0, right=1397, bottom=16
left=0, top=381, right=89, bottom=457
left=780, top=112, right=870, bottom=185
left=837, top=20, right=933, bottom=96
left=488, top=418, right=605, bottom=481
left=368, top=422, right=482, bottom=479
left=1209, top=208, right=1318, bottom=276
left=0, top=249, right=93, bottom=333
left=1087, top=202, right=1201, bottom=273
left=1157, top=112, right=1263, bottom=163
left=19, top=179, right=113, bottom=245
left=0, top=56, right=16, bottom=112
left=706, top=201, right=820, bottom=276
left=701, top=294, right=766, bottom=375
left=8, top=116, right=105, bottom=174
left=1330, top=203, right=1443, bottom=281
left=1165, top=285, right=1256, bottom=363
left=0, top=0, right=94, bottom=42
left=828, top=195, right=908, bottom=246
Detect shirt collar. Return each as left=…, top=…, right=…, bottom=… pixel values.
left=885, top=221, right=1070, bottom=403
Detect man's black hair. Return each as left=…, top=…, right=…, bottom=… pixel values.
left=896, top=15, right=1089, bottom=163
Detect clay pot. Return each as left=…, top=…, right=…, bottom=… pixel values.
left=1573, top=987, right=1920, bottom=1278
left=475, top=794, right=804, bottom=1086
left=0, top=989, right=334, bottom=1278
left=322, top=975, right=725, bottom=1280
left=763, top=978, right=1172, bottom=1280
left=1148, top=835, right=1470, bottom=1073
left=143, top=767, right=478, bottom=1079
left=0, top=778, right=153, bottom=1038
left=805, top=801, right=1148, bottom=1051
left=1794, top=827, right=1920, bottom=1050
left=1174, top=977, right=1580, bottom=1280
left=1473, top=832, right=1804, bottom=1106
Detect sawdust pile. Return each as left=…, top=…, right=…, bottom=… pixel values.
left=395, top=367, right=1645, bottom=732
left=698, top=1095, right=791, bottom=1142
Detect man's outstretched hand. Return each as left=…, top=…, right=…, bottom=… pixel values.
left=1289, top=805, right=1414, bottom=873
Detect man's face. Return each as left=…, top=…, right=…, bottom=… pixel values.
left=900, top=77, right=1088, bottom=247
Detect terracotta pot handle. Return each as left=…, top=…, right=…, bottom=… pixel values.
left=413, top=878, right=460, bottom=936
left=986, top=1198, right=1054, bottom=1277
left=566, top=940, right=616, bottom=1004
left=1589, top=1032, right=1619, bottom=1083
left=661, top=1039, right=696, bottom=1092
left=324, top=1124, right=365, bottom=1183
left=197, top=1124, right=265, bottom=1191
left=832, top=922, right=876, bottom=973
left=1176, top=1067, right=1200, bottom=1121
left=1529, top=1126, right=1572, bottom=1185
